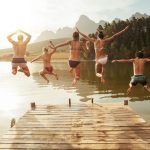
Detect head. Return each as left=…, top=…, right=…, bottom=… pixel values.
left=42, top=47, right=48, bottom=53
left=73, top=32, right=79, bottom=41
left=98, top=31, right=104, bottom=39
left=135, top=51, right=144, bottom=58
left=17, top=34, right=23, bottom=41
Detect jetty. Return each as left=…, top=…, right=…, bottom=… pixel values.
left=0, top=100, right=150, bottom=149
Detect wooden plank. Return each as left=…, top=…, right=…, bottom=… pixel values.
left=2, top=133, right=150, bottom=139
left=0, top=143, right=149, bottom=150
left=0, top=138, right=150, bottom=144
left=1, top=103, right=150, bottom=150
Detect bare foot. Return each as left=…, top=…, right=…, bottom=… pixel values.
left=96, top=73, right=102, bottom=78
left=55, top=74, right=58, bottom=80
left=12, top=70, right=17, bottom=75
left=72, top=78, right=77, bottom=86
left=46, top=79, right=49, bottom=84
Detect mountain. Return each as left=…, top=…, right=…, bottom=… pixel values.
left=35, top=15, right=107, bottom=42
left=75, top=15, right=98, bottom=34
left=129, top=12, right=149, bottom=20
left=35, top=13, right=150, bottom=42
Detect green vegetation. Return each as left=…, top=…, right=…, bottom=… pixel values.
left=83, top=17, right=150, bottom=60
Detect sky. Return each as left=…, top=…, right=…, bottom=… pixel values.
left=0, top=0, right=150, bottom=48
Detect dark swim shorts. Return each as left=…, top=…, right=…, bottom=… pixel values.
left=69, top=60, right=80, bottom=68
left=130, top=75, right=147, bottom=86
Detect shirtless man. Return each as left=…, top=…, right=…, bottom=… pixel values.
left=31, top=41, right=58, bottom=83
left=112, top=51, right=150, bottom=94
left=76, top=26, right=129, bottom=83
left=54, top=32, right=84, bottom=85
left=7, top=30, right=31, bottom=77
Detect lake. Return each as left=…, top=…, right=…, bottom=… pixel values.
left=0, top=61, right=150, bottom=137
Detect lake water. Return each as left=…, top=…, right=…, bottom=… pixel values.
left=0, top=61, right=150, bottom=137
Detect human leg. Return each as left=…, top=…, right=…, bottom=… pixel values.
left=21, top=66, right=30, bottom=77
left=40, top=71, right=49, bottom=83
left=95, top=63, right=102, bottom=78
left=72, top=64, right=80, bottom=85
left=51, top=72, right=58, bottom=80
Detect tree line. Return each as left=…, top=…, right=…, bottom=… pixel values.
left=81, top=17, right=150, bottom=60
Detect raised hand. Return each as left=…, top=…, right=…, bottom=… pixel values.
left=76, top=27, right=80, bottom=33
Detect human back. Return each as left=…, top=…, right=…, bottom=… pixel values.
left=133, top=58, right=145, bottom=75
left=13, top=41, right=28, bottom=57
left=94, top=39, right=106, bottom=60
left=69, top=40, right=81, bottom=61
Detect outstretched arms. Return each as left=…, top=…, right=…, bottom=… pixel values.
left=112, top=59, right=134, bottom=63
left=104, top=26, right=129, bottom=43
left=76, top=27, right=96, bottom=43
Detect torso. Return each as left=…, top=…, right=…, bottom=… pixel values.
left=94, top=39, right=106, bottom=61
left=133, top=58, right=145, bottom=75
left=42, top=53, right=52, bottom=68
left=69, top=40, right=81, bottom=61
left=13, top=42, right=27, bottom=58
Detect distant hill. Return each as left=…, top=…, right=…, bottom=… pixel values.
left=35, top=12, right=149, bottom=42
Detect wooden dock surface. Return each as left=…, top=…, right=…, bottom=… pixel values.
left=0, top=102, right=150, bottom=150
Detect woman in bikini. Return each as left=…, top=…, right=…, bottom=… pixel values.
left=31, top=41, right=58, bottom=83
left=76, top=26, right=129, bottom=83
left=54, top=32, right=84, bottom=85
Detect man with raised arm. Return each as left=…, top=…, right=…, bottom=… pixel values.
left=31, top=41, right=58, bottom=83
left=76, top=26, right=129, bottom=83
left=7, top=30, right=31, bottom=77
left=112, top=51, right=150, bottom=94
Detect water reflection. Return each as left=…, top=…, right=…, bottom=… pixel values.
left=31, top=61, right=150, bottom=102
left=80, top=61, right=150, bottom=101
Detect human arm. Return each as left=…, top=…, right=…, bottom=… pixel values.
left=49, top=41, right=55, bottom=48
left=144, top=58, right=150, bottom=62
left=55, top=40, right=71, bottom=49
left=104, top=25, right=129, bottom=43
left=112, top=59, right=134, bottom=63
left=7, top=31, right=17, bottom=44
left=47, top=41, right=56, bottom=55
left=18, top=30, right=31, bottom=44
left=76, top=27, right=95, bottom=43
left=31, top=55, right=42, bottom=63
